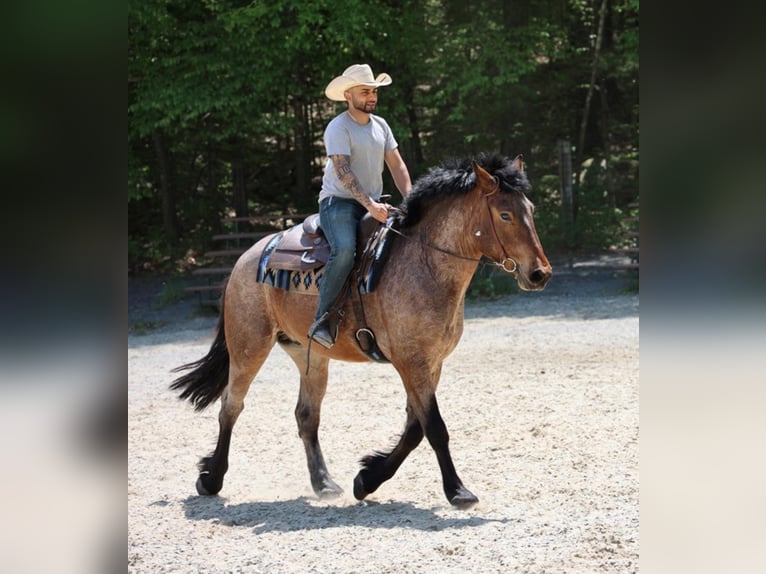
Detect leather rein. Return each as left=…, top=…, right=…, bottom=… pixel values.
left=389, top=180, right=518, bottom=274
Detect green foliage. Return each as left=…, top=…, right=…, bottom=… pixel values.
left=128, top=231, right=173, bottom=272
left=128, top=150, right=153, bottom=201
left=574, top=160, right=623, bottom=251
left=159, top=281, right=185, bottom=306
left=129, top=0, right=639, bottom=268
left=531, top=173, right=567, bottom=253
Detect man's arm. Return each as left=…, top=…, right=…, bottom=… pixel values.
left=330, top=154, right=389, bottom=222
left=384, top=148, right=412, bottom=198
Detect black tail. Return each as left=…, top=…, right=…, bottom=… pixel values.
left=170, top=289, right=229, bottom=411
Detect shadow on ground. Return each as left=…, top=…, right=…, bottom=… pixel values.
left=177, top=494, right=514, bottom=534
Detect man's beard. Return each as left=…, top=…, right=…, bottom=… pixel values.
left=353, top=100, right=376, bottom=113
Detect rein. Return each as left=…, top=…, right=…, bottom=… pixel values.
left=389, top=189, right=518, bottom=274
left=388, top=226, right=486, bottom=265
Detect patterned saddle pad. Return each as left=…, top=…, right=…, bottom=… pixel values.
left=256, top=213, right=395, bottom=294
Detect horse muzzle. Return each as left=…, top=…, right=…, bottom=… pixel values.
left=516, top=264, right=552, bottom=291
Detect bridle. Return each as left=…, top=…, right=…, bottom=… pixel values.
left=483, top=176, right=518, bottom=273
left=389, top=177, right=519, bottom=274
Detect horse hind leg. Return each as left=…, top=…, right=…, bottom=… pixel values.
left=280, top=337, right=343, bottom=499
left=195, top=355, right=265, bottom=495
left=195, top=310, right=277, bottom=495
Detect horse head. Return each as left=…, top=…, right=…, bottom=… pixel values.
left=472, top=157, right=552, bottom=291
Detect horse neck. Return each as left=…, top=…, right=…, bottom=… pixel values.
left=404, top=195, right=484, bottom=293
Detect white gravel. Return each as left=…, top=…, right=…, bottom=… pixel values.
left=129, top=263, right=639, bottom=573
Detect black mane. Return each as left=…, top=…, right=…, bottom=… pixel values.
left=397, top=153, right=530, bottom=228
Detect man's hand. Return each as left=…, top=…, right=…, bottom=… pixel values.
left=368, top=200, right=390, bottom=223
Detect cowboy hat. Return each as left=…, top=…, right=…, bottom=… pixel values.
left=324, top=64, right=392, bottom=101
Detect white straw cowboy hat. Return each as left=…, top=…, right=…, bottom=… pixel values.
left=324, top=64, right=392, bottom=101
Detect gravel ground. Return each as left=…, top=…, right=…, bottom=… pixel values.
left=128, top=255, right=639, bottom=573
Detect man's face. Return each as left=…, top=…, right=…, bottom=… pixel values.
left=345, top=85, right=378, bottom=113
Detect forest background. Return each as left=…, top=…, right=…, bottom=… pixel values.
left=128, top=0, right=638, bottom=273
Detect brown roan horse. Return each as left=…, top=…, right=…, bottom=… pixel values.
left=171, top=153, right=552, bottom=509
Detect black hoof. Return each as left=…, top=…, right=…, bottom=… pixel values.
left=353, top=473, right=369, bottom=500
left=449, top=488, right=479, bottom=510
left=196, top=473, right=222, bottom=496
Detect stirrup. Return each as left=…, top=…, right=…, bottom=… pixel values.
left=308, top=314, right=335, bottom=349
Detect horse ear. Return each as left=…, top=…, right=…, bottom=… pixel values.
left=472, top=161, right=497, bottom=195
left=512, top=154, right=525, bottom=173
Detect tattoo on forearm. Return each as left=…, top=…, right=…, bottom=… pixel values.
left=331, top=154, right=372, bottom=207
left=336, top=161, right=352, bottom=177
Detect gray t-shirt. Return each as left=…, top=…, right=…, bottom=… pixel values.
left=319, top=111, right=398, bottom=203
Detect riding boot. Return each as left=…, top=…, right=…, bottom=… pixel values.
left=308, top=313, right=335, bottom=349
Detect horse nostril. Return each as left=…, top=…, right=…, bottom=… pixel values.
left=529, top=268, right=550, bottom=285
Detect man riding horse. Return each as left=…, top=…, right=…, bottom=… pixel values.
left=308, top=64, right=412, bottom=348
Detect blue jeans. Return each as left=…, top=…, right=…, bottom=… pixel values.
left=315, top=196, right=367, bottom=320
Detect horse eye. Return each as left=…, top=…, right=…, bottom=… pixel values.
left=500, top=212, right=512, bottom=222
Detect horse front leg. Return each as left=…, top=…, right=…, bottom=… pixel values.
left=421, top=395, right=479, bottom=509
left=353, top=385, right=478, bottom=509
left=353, top=402, right=424, bottom=500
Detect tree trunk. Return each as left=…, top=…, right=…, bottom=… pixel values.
left=232, top=155, right=247, bottom=218
left=574, top=0, right=609, bottom=220
left=293, top=99, right=309, bottom=206
left=405, top=85, right=424, bottom=170
left=152, top=130, right=178, bottom=244
left=558, top=139, right=574, bottom=249
left=206, top=144, right=222, bottom=234
left=599, top=77, right=616, bottom=210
